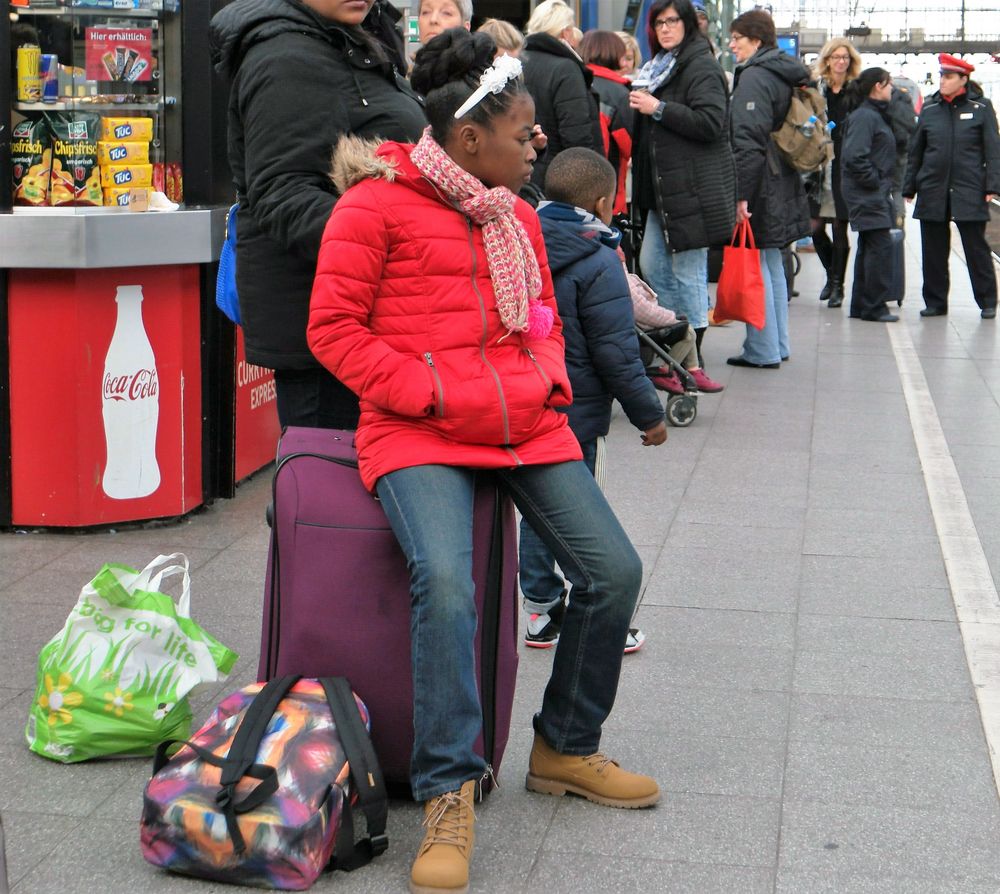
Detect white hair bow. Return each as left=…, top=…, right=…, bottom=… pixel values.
left=453, top=54, right=524, bottom=119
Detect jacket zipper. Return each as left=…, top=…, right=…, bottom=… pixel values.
left=465, top=218, right=512, bottom=446
left=524, top=347, right=551, bottom=393
left=424, top=353, right=445, bottom=417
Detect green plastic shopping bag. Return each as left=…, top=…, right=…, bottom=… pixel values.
left=26, top=553, right=238, bottom=763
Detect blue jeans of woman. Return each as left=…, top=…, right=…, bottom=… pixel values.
left=639, top=211, right=710, bottom=330
left=375, top=460, right=641, bottom=801
left=518, top=439, right=597, bottom=615
left=739, top=247, right=788, bottom=365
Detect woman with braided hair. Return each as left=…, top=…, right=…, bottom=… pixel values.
left=307, top=27, right=660, bottom=894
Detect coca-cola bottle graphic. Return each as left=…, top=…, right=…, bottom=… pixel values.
left=101, top=285, right=161, bottom=499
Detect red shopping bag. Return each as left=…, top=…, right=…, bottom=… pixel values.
left=714, top=220, right=766, bottom=330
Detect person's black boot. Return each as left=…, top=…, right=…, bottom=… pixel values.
left=827, top=278, right=844, bottom=308
left=819, top=280, right=833, bottom=301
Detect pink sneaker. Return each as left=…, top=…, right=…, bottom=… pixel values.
left=689, top=368, right=724, bottom=393
left=648, top=367, right=685, bottom=395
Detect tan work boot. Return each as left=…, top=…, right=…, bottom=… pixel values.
left=526, top=734, right=660, bottom=808
left=410, top=779, right=477, bottom=894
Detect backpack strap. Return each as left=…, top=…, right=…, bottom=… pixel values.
left=319, top=677, right=389, bottom=871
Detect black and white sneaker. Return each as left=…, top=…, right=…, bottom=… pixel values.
left=624, top=628, right=646, bottom=654
left=524, top=599, right=566, bottom=649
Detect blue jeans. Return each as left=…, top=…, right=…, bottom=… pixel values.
left=375, top=461, right=642, bottom=801
left=519, top=439, right=597, bottom=614
left=639, top=211, right=710, bottom=329
left=739, top=247, right=788, bottom=366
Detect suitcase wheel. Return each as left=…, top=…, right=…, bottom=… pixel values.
left=265, top=503, right=273, bottom=528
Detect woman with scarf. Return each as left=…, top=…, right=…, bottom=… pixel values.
left=840, top=67, right=900, bottom=322
left=307, top=29, right=660, bottom=894
left=629, top=0, right=735, bottom=378
left=810, top=38, right=862, bottom=308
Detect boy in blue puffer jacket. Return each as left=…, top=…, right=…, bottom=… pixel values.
left=521, top=147, right=667, bottom=653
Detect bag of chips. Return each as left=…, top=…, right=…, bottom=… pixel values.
left=46, top=111, right=102, bottom=206
left=11, top=117, right=51, bottom=206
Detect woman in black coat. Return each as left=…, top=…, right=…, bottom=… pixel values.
left=629, top=0, right=735, bottom=365
left=209, top=0, right=426, bottom=429
left=903, top=54, right=1000, bottom=319
left=840, top=68, right=900, bottom=323
left=520, top=0, right=604, bottom=189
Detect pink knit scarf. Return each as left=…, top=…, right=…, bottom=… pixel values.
left=409, top=128, right=552, bottom=340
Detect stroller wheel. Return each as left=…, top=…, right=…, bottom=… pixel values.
left=666, top=394, right=697, bottom=427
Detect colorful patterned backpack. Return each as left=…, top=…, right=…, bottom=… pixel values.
left=140, top=676, right=387, bottom=890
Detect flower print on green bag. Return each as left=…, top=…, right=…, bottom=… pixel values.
left=26, top=553, right=238, bottom=763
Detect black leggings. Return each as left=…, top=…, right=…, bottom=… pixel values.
left=811, top=217, right=850, bottom=282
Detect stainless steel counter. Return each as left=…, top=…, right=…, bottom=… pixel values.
left=0, top=206, right=227, bottom=268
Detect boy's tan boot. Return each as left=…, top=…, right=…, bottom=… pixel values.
left=410, top=779, right=477, bottom=894
left=526, top=734, right=660, bottom=808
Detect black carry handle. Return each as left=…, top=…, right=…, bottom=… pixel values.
left=478, top=482, right=506, bottom=772
left=320, top=677, right=389, bottom=870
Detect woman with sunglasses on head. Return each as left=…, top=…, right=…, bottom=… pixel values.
left=839, top=68, right=900, bottom=322
left=726, top=8, right=811, bottom=369
left=307, top=28, right=661, bottom=894
left=629, top=0, right=735, bottom=388
left=810, top=38, right=862, bottom=308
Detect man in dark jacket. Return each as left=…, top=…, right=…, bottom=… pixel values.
left=726, top=9, right=811, bottom=368
left=887, top=83, right=918, bottom=227
left=520, top=1, right=604, bottom=188
left=518, top=149, right=666, bottom=654
left=209, top=0, right=426, bottom=428
left=903, top=54, right=1000, bottom=319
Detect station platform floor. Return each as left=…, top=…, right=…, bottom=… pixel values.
left=2, top=228, right=1000, bottom=893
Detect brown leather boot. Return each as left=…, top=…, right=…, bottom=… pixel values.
left=526, top=734, right=660, bottom=808
left=410, top=779, right=477, bottom=894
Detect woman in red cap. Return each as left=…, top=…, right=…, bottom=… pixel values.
left=903, top=54, right=1000, bottom=319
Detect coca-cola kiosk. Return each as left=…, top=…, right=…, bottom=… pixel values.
left=0, top=1, right=280, bottom=528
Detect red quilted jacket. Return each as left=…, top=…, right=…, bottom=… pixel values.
left=307, top=139, right=582, bottom=491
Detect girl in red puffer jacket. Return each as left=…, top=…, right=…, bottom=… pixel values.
left=307, top=28, right=660, bottom=894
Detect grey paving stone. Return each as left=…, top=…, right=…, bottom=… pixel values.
left=543, top=792, right=781, bottom=867
left=806, top=470, right=932, bottom=513
left=644, top=545, right=800, bottom=613
left=782, top=735, right=998, bottom=809
left=0, top=687, right=26, bottom=710
left=614, top=729, right=785, bottom=800
left=800, top=551, right=948, bottom=595
left=778, top=799, right=1000, bottom=879
left=0, top=690, right=32, bottom=746
left=798, top=584, right=956, bottom=622
left=529, top=851, right=775, bottom=894
left=802, top=528, right=943, bottom=561
left=633, top=605, right=796, bottom=652
left=949, top=444, right=1000, bottom=480
left=775, top=868, right=1000, bottom=894
left=805, top=505, right=933, bottom=538
left=796, top=614, right=964, bottom=656
left=624, top=639, right=794, bottom=692
left=606, top=679, right=790, bottom=740
left=0, top=811, right=80, bottom=890
left=672, top=495, right=808, bottom=529
left=664, top=521, right=804, bottom=556
left=0, top=745, right=142, bottom=817
left=789, top=693, right=987, bottom=751
left=793, top=649, right=975, bottom=701
left=809, top=446, right=921, bottom=474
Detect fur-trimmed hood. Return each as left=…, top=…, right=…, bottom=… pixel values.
left=330, top=135, right=399, bottom=195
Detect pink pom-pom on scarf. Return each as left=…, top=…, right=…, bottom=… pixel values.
left=526, top=300, right=554, bottom=340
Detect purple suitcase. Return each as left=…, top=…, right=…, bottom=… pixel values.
left=259, top=427, right=519, bottom=794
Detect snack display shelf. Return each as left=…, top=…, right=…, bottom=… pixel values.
left=15, top=100, right=170, bottom=111
left=0, top=205, right=226, bottom=268
left=14, top=7, right=160, bottom=17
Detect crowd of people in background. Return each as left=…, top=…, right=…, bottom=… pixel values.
left=209, top=1, right=1000, bottom=892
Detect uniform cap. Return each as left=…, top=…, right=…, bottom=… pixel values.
left=938, top=53, right=974, bottom=75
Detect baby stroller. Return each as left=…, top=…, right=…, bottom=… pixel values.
left=635, top=322, right=698, bottom=427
